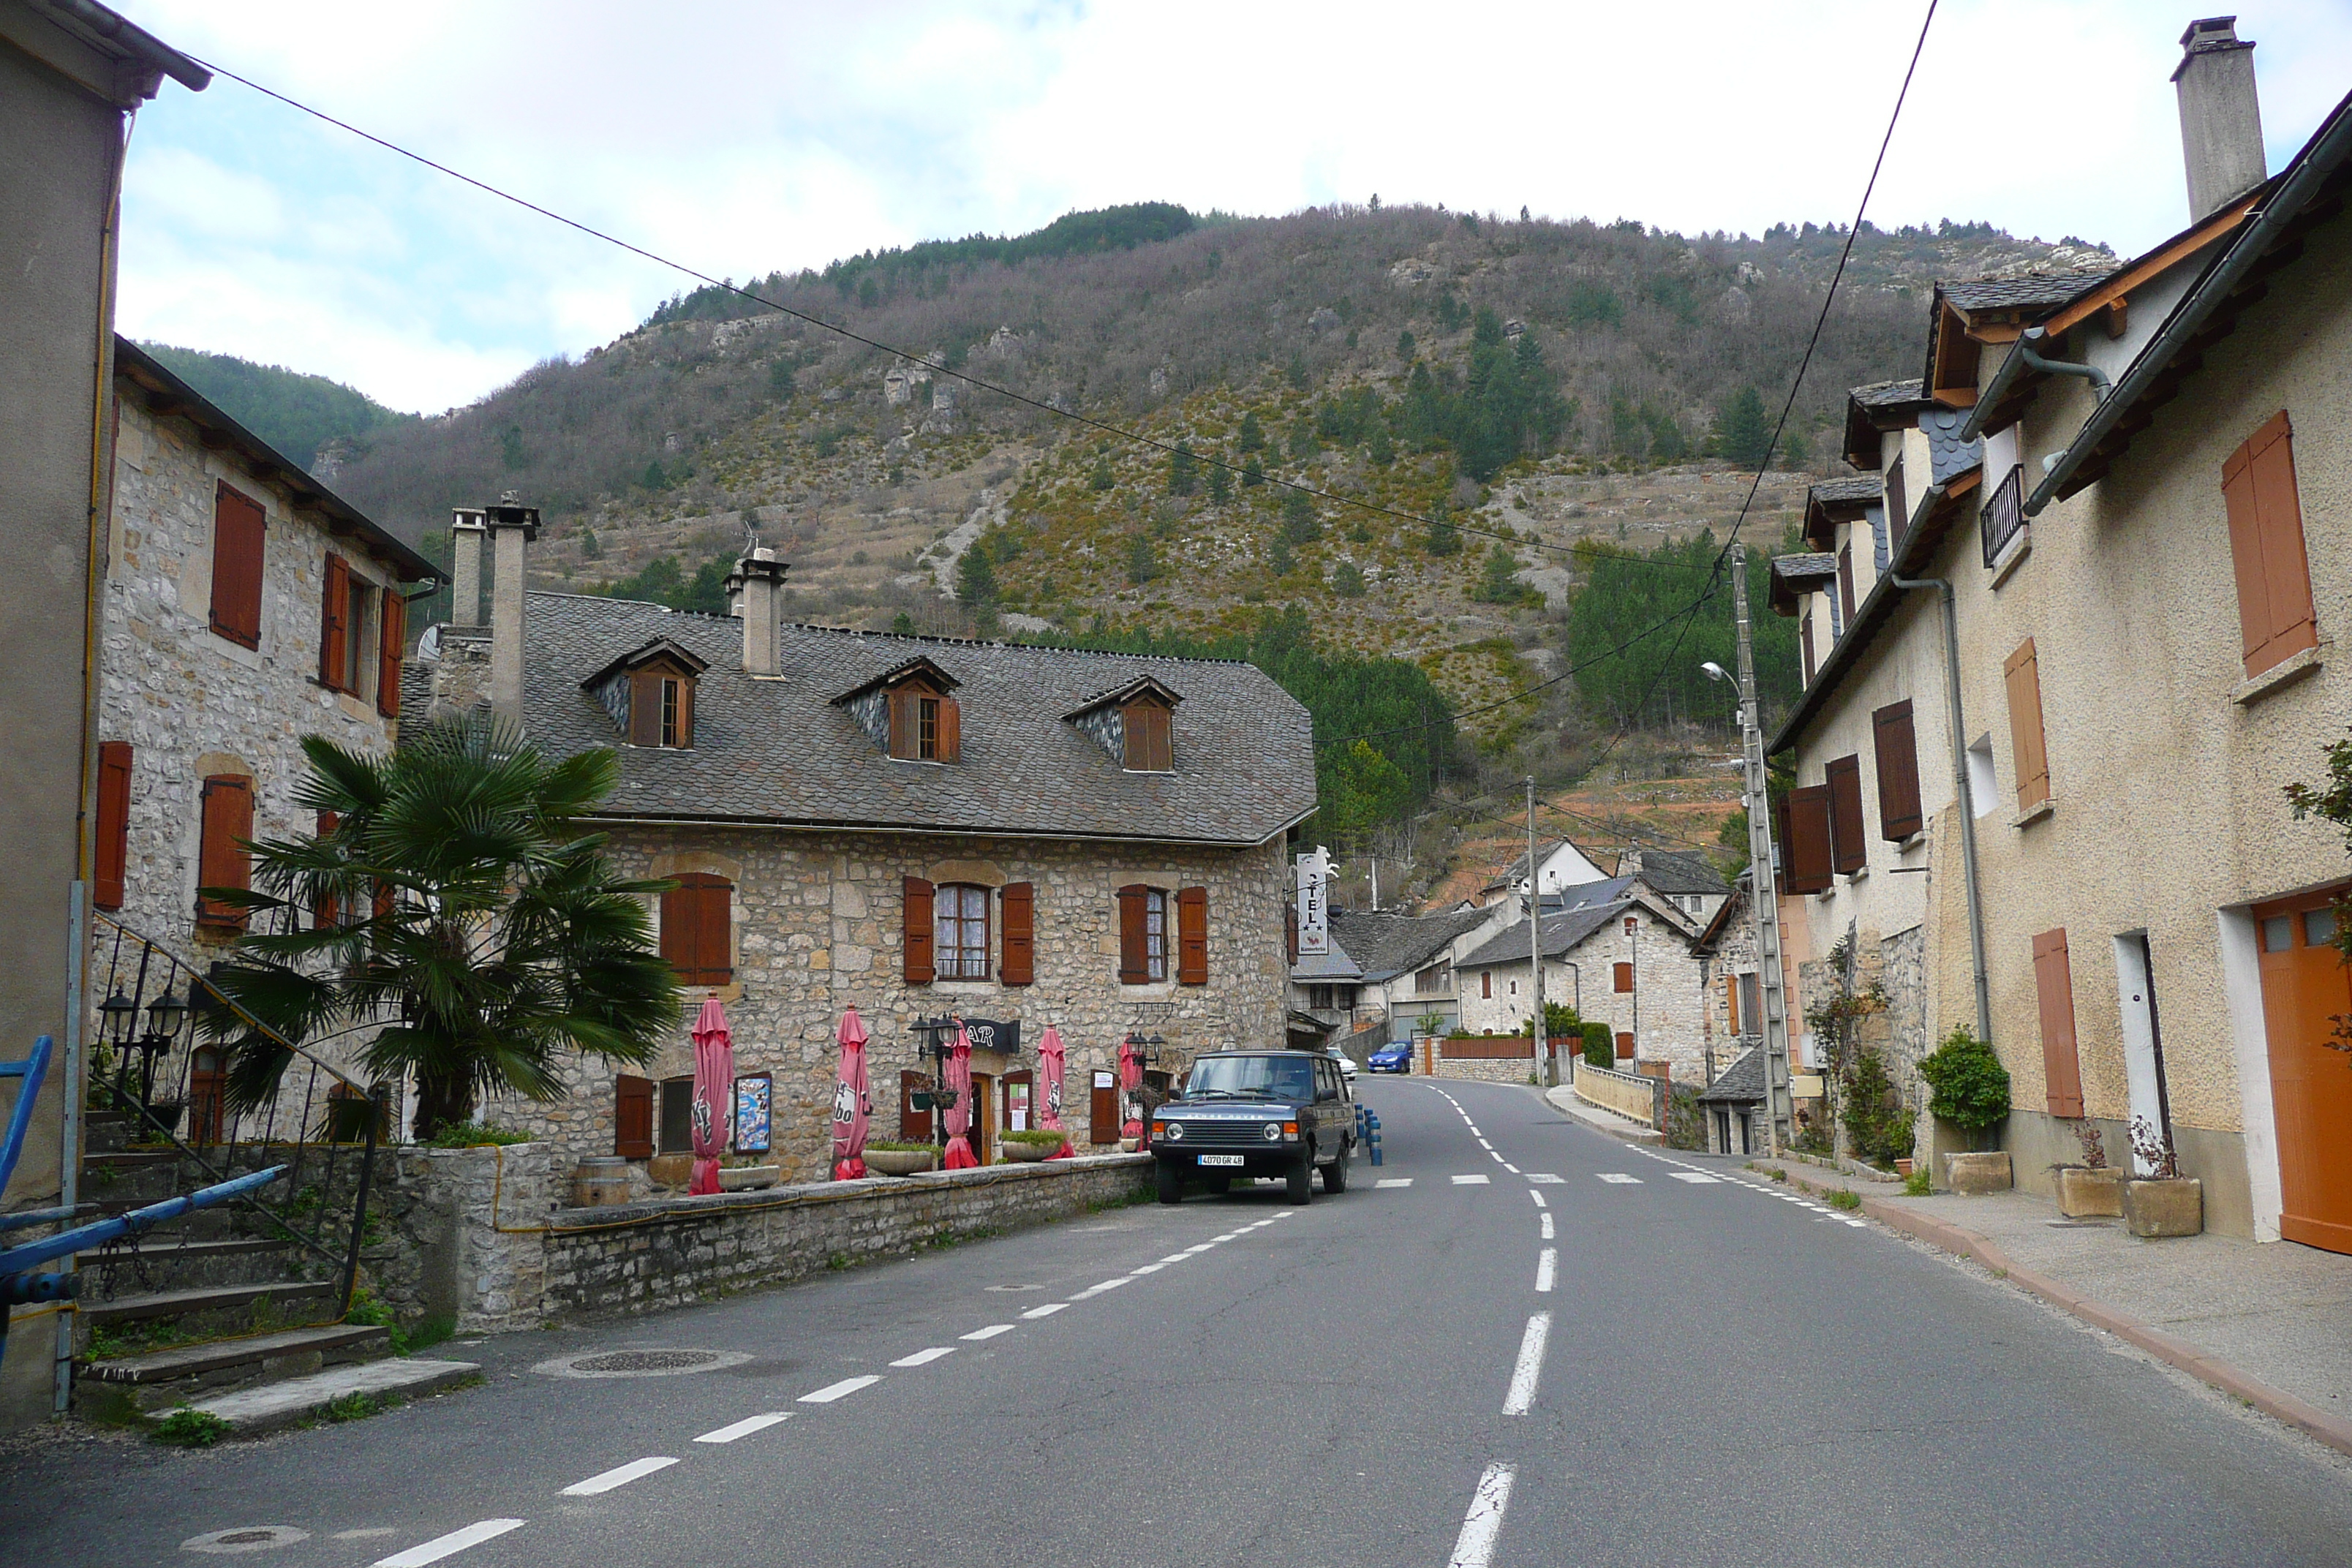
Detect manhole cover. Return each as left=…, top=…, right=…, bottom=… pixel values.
left=183, top=1526, right=311, bottom=1554
left=535, top=1347, right=753, bottom=1379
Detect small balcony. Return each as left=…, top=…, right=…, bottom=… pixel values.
left=1980, top=465, right=2024, bottom=569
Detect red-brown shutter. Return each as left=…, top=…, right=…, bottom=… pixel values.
left=900, top=1068, right=933, bottom=1142
left=1872, top=700, right=1923, bottom=840
left=615, top=1074, right=655, bottom=1158
left=902, top=875, right=935, bottom=984
left=662, top=872, right=731, bottom=986
left=1837, top=543, right=1855, bottom=625
left=1285, top=901, right=1299, bottom=964
left=320, top=554, right=350, bottom=690
left=887, top=690, right=912, bottom=759
left=1126, top=704, right=1172, bottom=770
left=1482, top=970, right=1492, bottom=1000
left=1825, top=753, right=1866, bottom=874
left=195, top=774, right=254, bottom=929
left=937, top=696, right=960, bottom=763
left=2222, top=411, right=2319, bottom=679
left=1117, top=884, right=1150, bottom=984
left=313, top=810, right=341, bottom=929
left=210, top=483, right=265, bottom=649
left=1175, top=886, right=1208, bottom=985
left=377, top=589, right=406, bottom=717
left=1614, top=1031, right=1635, bottom=1060
left=1800, top=611, right=1816, bottom=685
left=1783, top=784, right=1834, bottom=894
left=2004, top=638, right=2051, bottom=811
left=2032, top=929, right=2084, bottom=1117
left=95, top=741, right=132, bottom=911
left=675, top=675, right=694, bottom=749
left=629, top=670, right=662, bottom=747
left=1724, top=973, right=1741, bottom=1035
left=1613, top=961, right=1634, bottom=993
left=999, top=881, right=1035, bottom=986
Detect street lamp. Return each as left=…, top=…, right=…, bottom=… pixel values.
left=132, top=989, right=189, bottom=1110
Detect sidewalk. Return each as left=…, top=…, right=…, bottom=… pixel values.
left=1542, top=1083, right=1660, bottom=1142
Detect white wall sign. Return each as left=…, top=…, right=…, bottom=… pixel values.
left=1295, top=847, right=1331, bottom=956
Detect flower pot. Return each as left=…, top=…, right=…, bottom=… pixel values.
left=2123, top=1177, right=2202, bottom=1237
left=1941, top=1150, right=2012, bottom=1195
left=998, top=1139, right=1053, bottom=1163
left=2054, top=1165, right=2123, bottom=1218
left=1893, top=1158, right=1914, bottom=1177
left=862, top=1148, right=938, bottom=1177
left=719, top=1164, right=780, bottom=1191
left=646, top=1153, right=693, bottom=1189
left=1118, top=1137, right=1140, bottom=1153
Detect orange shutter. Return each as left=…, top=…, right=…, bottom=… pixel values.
left=210, top=483, right=265, bottom=649
left=902, top=875, right=935, bottom=984
left=1783, top=784, right=1834, bottom=894
left=1800, top=612, right=1815, bottom=684
left=999, top=881, right=1035, bottom=986
left=663, top=873, right=732, bottom=986
left=94, top=742, right=132, bottom=911
left=1613, top=962, right=1634, bottom=993
left=195, top=774, right=254, bottom=930
left=1175, top=886, right=1208, bottom=985
left=1117, top=885, right=1150, bottom=983
left=320, top=554, right=350, bottom=690
left=1837, top=543, right=1855, bottom=624
left=1725, top=973, right=1741, bottom=1035
left=629, top=671, right=662, bottom=747
left=377, top=589, right=406, bottom=717
left=675, top=674, right=694, bottom=749
left=1871, top=700, right=1923, bottom=840
left=937, top=695, right=961, bottom=763
left=887, top=690, right=912, bottom=759
left=2221, top=411, right=2319, bottom=679
left=2032, top=928, right=2084, bottom=1117
left=2004, top=638, right=2051, bottom=811
left=614, top=1075, right=655, bottom=1158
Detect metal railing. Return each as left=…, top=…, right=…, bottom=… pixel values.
left=85, top=913, right=385, bottom=1317
left=1980, top=465, right=2024, bottom=568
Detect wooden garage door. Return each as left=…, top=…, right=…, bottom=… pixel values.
left=2257, top=886, right=2352, bottom=1254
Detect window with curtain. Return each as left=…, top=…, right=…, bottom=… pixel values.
left=935, top=883, right=990, bottom=979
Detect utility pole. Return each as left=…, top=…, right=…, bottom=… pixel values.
left=1527, top=776, right=1549, bottom=1086
left=1732, top=543, right=1794, bottom=1155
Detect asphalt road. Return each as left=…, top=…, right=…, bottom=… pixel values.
left=10, top=1077, right=2352, bottom=1567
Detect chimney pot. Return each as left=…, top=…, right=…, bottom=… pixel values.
left=2173, top=15, right=2266, bottom=223
left=483, top=500, right=539, bottom=725
left=733, top=552, right=789, bottom=677
left=449, top=510, right=486, bottom=627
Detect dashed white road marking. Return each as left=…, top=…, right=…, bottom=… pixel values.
left=799, top=1375, right=880, bottom=1403
left=891, top=1348, right=956, bottom=1367
left=961, top=1323, right=1017, bottom=1340
left=1452, top=1174, right=1491, bottom=1186
left=372, top=1520, right=526, bottom=1567
left=1670, top=1172, right=1721, bottom=1184
left=1539, top=1213, right=1555, bottom=1240
left=1212, top=1232, right=1241, bottom=1242
left=1526, top=1173, right=1564, bottom=1184
left=1020, top=1303, right=1068, bottom=1320
left=1535, top=1248, right=1556, bottom=1293
left=1501, top=1163, right=1521, bottom=1175
left=560, top=1457, right=676, bottom=1496
left=1071, top=1278, right=1129, bottom=1299
left=1528, top=1191, right=1546, bottom=1209
left=1128, top=1263, right=1166, bottom=1274
left=1597, top=1173, right=1643, bottom=1185
left=694, top=1412, right=791, bottom=1444
left=1504, top=1311, right=1551, bottom=1414
left=1447, top=1463, right=1516, bottom=1568
left=1158, top=1252, right=1194, bottom=1264
left=1376, top=1177, right=1413, bottom=1188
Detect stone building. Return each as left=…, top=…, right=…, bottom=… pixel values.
left=1455, top=889, right=1714, bottom=1081
left=418, top=524, right=1316, bottom=1185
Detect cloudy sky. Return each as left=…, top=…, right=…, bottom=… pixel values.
left=113, top=1, right=2352, bottom=414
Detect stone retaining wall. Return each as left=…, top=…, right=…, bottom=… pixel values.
left=1574, top=1060, right=1666, bottom=1128
left=364, top=1144, right=1152, bottom=1333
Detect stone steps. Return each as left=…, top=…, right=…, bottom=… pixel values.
left=81, top=1236, right=299, bottom=1293
left=78, top=1323, right=393, bottom=1417
left=183, top=1357, right=480, bottom=1436
left=78, top=1278, right=338, bottom=1333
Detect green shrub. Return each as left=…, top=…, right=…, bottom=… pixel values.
left=1000, top=1128, right=1066, bottom=1146
left=1841, top=1049, right=1916, bottom=1167
left=1917, top=1028, right=2012, bottom=1142
left=153, top=1409, right=233, bottom=1447
left=1581, top=1020, right=1613, bottom=1071
left=422, top=1122, right=531, bottom=1149
left=1826, top=1187, right=1861, bottom=1211
left=862, top=1139, right=936, bottom=1153
left=1903, top=1164, right=1932, bottom=1197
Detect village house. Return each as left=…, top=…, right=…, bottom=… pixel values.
left=1289, top=903, right=1512, bottom=1051
left=1455, top=888, right=1713, bottom=1080
left=1771, top=25, right=2352, bottom=1245
left=418, top=521, right=1316, bottom=1186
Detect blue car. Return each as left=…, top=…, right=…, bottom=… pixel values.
left=1368, top=1041, right=1413, bottom=1074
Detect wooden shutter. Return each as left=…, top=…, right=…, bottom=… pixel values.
left=94, top=741, right=132, bottom=911
left=902, top=875, right=935, bottom=984
left=1825, top=753, right=1866, bottom=874
left=1784, top=784, right=1834, bottom=894
left=1800, top=611, right=1816, bottom=685
left=1614, top=1031, right=1635, bottom=1060
left=674, top=675, right=694, bottom=749
left=313, top=810, right=341, bottom=929
left=1176, top=886, right=1208, bottom=985
left=887, top=690, right=912, bottom=759
left=195, top=774, right=253, bottom=929
left=377, top=589, right=406, bottom=717
left=662, top=873, right=731, bottom=986
left=1724, top=973, right=1741, bottom=1035
left=900, top=1068, right=933, bottom=1141
left=1090, top=1072, right=1119, bottom=1145
left=1837, top=543, right=1855, bottom=625
left=629, top=670, right=661, bottom=747
left=319, top=554, right=350, bottom=690
left=1871, top=699, right=1923, bottom=840
left=1126, top=704, right=1172, bottom=771
left=1613, top=961, right=1634, bottom=993
left=1286, top=902, right=1299, bottom=964
left=2222, top=411, right=2319, bottom=678
left=2032, top=928, right=2084, bottom=1117
left=2003, top=638, right=2051, bottom=811
left=936, top=695, right=960, bottom=763
left=999, top=881, right=1035, bottom=985
left=615, top=1074, right=655, bottom=1158
left=1117, top=884, right=1151, bottom=983
left=210, top=483, right=265, bottom=649
left=1482, top=970, right=1491, bottom=1000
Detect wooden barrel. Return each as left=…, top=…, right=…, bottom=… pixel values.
left=572, top=1157, right=633, bottom=1207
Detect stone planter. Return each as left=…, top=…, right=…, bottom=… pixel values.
left=719, top=1164, right=780, bottom=1191
left=1942, top=1150, right=2013, bottom=1195
left=646, top=1153, right=693, bottom=1189
left=998, top=1139, right=1055, bottom=1163
left=2123, top=1177, right=2203, bottom=1237
left=2054, top=1166, right=2123, bottom=1218
left=862, top=1148, right=938, bottom=1177
left=1118, top=1137, right=1140, bottom=1153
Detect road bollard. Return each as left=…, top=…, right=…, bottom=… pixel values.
left=1366, top=1109, right=1383, bottom=1166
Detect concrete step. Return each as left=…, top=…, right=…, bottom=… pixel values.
left=79, top=1279, right=336, bottom=1331
left=81, top=1237, right=297, bottom=1292
left=78, top=1323, right=392, bottom=1417
left=185, top=1357, right=479, bottom=1436
left=81, top=1150, right=180, bottom=1172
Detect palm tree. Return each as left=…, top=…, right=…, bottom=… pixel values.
left=207, top=715, right=679, bottom=1140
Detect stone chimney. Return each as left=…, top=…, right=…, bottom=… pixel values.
left=483, top=494, right=538, bottom=725
left=2174, top=17, right=2266, bottom=222
left=729, top=546, right=789, bottom=677
left=449, top=508, right=486, bottom=627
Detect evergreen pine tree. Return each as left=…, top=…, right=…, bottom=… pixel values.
left=1242, top=456, right=1266, bottom=488
left=1368, top=423, right=1396, bottom=466
left=956, top=540, right=998, bottom=604
left=1090, top=456, right=1115, bottom=491
left=1168, top=439, right=1198, bottom=496
left=1280, top=489, right=1322, bottom=544
left=1473, top=543, right=1525, bottom=603
left=1207, top=456, right=1232, bottom=503
left=1715, top=386, right=1774, bottom=468
left=1396, top=330, right=1416, bottom=358
left=1425, top=502, right=1462, bottom=557
left=1126, top=536, right=1158, bottom=585
left=1269, top=535, right=1295, bottom=576
left=1331, top=561, right=1367, bottom=598
left=1237, top=410, right=1266, bottom=454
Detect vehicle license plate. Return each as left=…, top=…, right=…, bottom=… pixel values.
left=1198, top=1153, right=1245, bottom=1167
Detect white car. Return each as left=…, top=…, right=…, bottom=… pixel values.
left=1329, top=1049, right=1359, bottom=1080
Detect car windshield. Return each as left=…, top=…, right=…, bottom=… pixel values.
left=1183, top=1055, right=1314, bottom=1101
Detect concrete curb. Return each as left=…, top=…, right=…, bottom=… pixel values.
left=1766, top=1165, right=2352, bottom=1461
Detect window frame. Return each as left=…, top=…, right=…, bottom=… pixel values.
left=933, top=882, right=992, bottom=981
left=1123, top=699, right=1174, bottom=772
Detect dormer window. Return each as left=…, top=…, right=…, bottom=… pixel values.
left=1066, top=674, right=1183, bottom=772
left=1122, top=696, right=1172, bottom=772
left=833, top=655, right=962, bottom=764
left=581, top=638, right=710, bottom=751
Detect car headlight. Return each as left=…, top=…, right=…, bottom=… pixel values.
left=1161, top=1121, right=1183, bottom=1142
left=1262, top=1122, right=1283, bottom=1142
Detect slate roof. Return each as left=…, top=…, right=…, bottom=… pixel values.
left=1327, top=906, right=1496, bottom=982
left=1697, top=1046, right=1768, bottom=1104
left=1937, top=270, right=2113, bottom=314
left=1920, top=406, right=1983, bottom=486
left=1487, top=837, right=1602, bottom=889
left=486, top=592, right=1316, bottom=845
left=1850, top=378, right=1929, bottom=411
left=1459, top=901, right=1628, bottom=970
left=1549, top=876, right=1630, bottom=912
left=1808, top=476, right=1882, bottom=507
left=1291, top=933, right=1363, bottom=984
left=1625, top=850, right=1729, bottom=897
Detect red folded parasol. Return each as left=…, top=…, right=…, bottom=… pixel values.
left=688, top=998, right=733, bottom=1196
left=832, top=1006, right=872, bottom=1180
left=1037, top=1025, right=1074, bottom=1159
left=1119, top=1036, right=1145, bottom=1145
left=942, top=1022, right=979, bottom=1169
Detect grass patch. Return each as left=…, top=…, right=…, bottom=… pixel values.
left=1826, top=1188, right=1861, bottom=1211
left=1903, top=1166, right=1933, bottom=1197
left=151, top=1408, right=233, bottom=1447
left=324, top=1390, right=400, bottom=1423
left=1085, top=1186, right=1151, bottom=1213
left=1768, top=1167, right=1789, bottom=1183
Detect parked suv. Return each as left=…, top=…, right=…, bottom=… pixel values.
left=1150, top=1049, right=1354, bottom=1205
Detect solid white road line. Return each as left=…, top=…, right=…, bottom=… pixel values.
left=1597, top=1173, right=1643, bottom=1185
left=1535, top=1248, right=1556, bottom=1293
left=1539, top=1213, right=1555, bottom=1240
left=799, top=1375, right=881, bottom=1403
left=1019, top=1303, right=1068, bottom=1319
left=1447, top=1463, right=1516, bottom=1568
left=560, top=1457, right=677, bottom=1497
left=1526, top=1173, right=1564, bottom=1184
left=694, top=1412, right=791, bottom=1444
left=891, top=1348, right=957, bottom=1367
left=1670, top=1172, right=1721, bottom=1183
left=962, top=1324, right=1017, bottom=1340
left=372, top=1520, right=527, bottom=1567
left=1504, top=1311, right=1551, bottom=1414
left=1452, top=1174, right=1490, bottom=1186
left=1376, top=1177, right=1413, bottom=1188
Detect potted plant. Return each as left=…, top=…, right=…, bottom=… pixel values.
left=1917, top=1027, right=2012, bottom=1194
left=718, top=1155, right=780, bottom=1191
left=861, top=1139, right=938, bottom=1177
left=998, top=1128, right=1064, bottom=1163
left=2122, top=1116, right=2202, bottom=1237
left=2052, top=1120, right=2122, bottom=1218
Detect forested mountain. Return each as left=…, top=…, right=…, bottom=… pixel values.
left=135, top=343, right=417, bottom=470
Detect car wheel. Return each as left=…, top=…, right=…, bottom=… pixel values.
left=1202, top=1174, right=1232, bottom=1194
left=1155, top=1161, right=1186, bottom=1205
left=1286, top=1148, right=1314, bottom=1205
left=1321, top=1139, right=1351, bottom=1194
